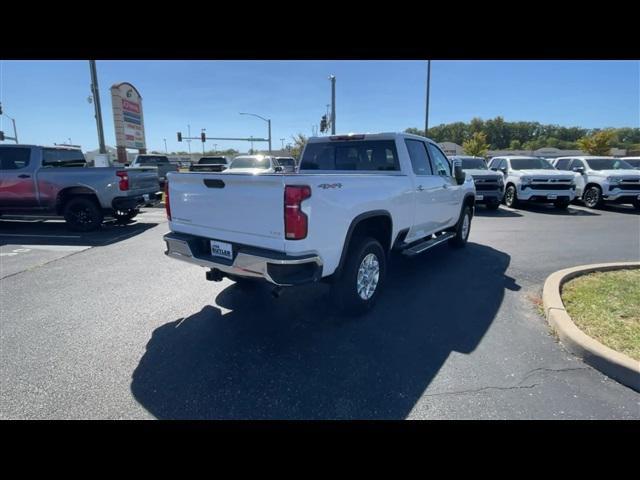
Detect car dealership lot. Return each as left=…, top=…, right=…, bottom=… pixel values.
left=0, top=204, right=638, bottom=419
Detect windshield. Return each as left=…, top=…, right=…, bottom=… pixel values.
left=623, top=159, right=640, bottom=168
left=460, top=158, right=487, bottom=170
left=230, top=157, right=270, bottom=169
left=585, top=159, right=633, bottom=170
left=510, top=158, right=555, bottom=170
left=136, top=156, right=169, bottom=165
left=199, top=157, right=226, bottom=165
left=277, top=158, right=295, bottom=167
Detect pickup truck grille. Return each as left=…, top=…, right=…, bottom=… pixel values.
left=614, top=184, right=640, bottom=191
left=529, top=184, right=572, bottom=191
left=475, top=183, right=501, bottom=191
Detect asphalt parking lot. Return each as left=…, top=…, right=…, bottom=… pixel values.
left=1, top=203, right=639, bottom=419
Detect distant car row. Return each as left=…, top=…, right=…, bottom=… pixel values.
left=188, top=155, right=298, bottom=174
left=453, top=155, right=640, bottom=211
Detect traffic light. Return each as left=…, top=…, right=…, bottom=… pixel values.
left=320, top=115, right=327, bottom=133
left=177, top=132, right=182, bottom=142
left=0, top=131, right=4, bottom=141
left=201, top=132, right=206, bottom=142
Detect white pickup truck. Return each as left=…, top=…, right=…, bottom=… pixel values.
left=163, top=133, right=476, bottom=314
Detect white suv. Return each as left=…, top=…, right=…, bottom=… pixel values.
left=553, top=156, right=640, bottom=210
left=487, top=156, right=576, bottom=209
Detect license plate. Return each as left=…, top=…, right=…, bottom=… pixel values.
left=475, top=195, right=484, bottom=201
left=143, top=194, right=150, bottom=202
left=210, top=240, right=233, bottom=260
left=547, top=194, right=557, bottom=200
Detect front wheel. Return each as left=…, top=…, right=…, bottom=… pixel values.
left=582, top=185, right=603, bottom=209
left=632, top=199, right=640, bottom=211
left=554, top=199, right=570, bottom=210
left=331, top=237, right=386, bottom=316
left=504, top=185, right=519, bottom=208
left=449, top=205, right=472, bottom=248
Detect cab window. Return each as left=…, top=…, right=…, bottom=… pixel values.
left=427, top=143, right=451, bottom=177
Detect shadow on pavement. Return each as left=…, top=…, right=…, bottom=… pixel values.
left=131, top=242, right=519, bottom=419
left=596, top=204, right=640, bottom=215
left=474, top=207, right=522, bottom=218
left=0, top=218, right=159, bottom=247
left=510, top=203, right=600, bottom=216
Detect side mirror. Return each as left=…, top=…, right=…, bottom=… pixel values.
left=499, top=167, right=508, bottom=174
left=454, top=165, right=466, bottom=185
left=573, top=166, right=585, bottom=174
left=274, top=166, right=284, bottom=172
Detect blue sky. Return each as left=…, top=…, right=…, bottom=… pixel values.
left=0, top=60, right=638, bottom=153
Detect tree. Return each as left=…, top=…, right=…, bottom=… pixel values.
left=462, top=132, right=489, bottom=157
left=509, top=139, right=522, bottom=150
left=290, top=133, right=308, bottom=158
left=577, top=130, right=616, bottom=155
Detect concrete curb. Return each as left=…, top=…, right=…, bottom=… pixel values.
left=542, top=262, right=640, bottom=392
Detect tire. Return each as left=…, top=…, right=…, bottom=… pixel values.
left=632, top=199, right=640, bottom=211
left=553, top=199, right=570, bottom=210
left=485, top=200, right=500, bottom=211
left=63, top=196, right=103, bottom=232
left=582, top=185, right=603, bottom=209
left=504, top=185, right=519, bottom=208
left=331, top=236, right=386, bottom=316
left=113, top=208, right=139, bottom=224
left=449, top=205, right=472, bottom=248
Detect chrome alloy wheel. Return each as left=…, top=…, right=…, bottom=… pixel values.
left=356, top=253, right=380, bottom=300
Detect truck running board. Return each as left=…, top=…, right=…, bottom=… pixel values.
left=401, top=232, right=455, bottom=256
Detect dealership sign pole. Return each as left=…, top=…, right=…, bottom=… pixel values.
left=110, top=82, right=147, bottom=164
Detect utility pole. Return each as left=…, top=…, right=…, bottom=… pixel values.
left=280, top=138, right=285, bottom=149
left=329, top=75, right=336, bottom=134
left=187, top=124, right=192, bottom=154
left=163, top=138, right=168, bottom=153
left=89, top=60, right=106, bottom=154
left=425, top=60, right=431, bottom=137
left=0, top=102, right=19, bottom=143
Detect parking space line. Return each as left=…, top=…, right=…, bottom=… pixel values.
left=0, top=234, right=82, bottom=238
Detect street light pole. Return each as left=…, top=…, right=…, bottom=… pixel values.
left=280, top=138, right=285, bottom=149
left=163, top=138, right=168, bottom=153
left=329, top=75, right=336, bottom=135
left=239, top=112, right=271, bottom=154
left=89, top=60, right=106, bottom=154
left=425, top=60, right=431, bottom=137
left=187, top=124, right=192, bottom=154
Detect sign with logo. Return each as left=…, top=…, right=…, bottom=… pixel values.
left=111, top=82, right=146, bottom=150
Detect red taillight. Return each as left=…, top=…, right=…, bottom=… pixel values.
left=164, top=180, right=171, bottom=221
left=116, top=171, right=129, bottom=191
left=284, top=185, right=311, bottom=240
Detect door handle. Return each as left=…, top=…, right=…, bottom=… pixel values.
left=18, top=174, right=31, bottom=179
left=416, top=185, right=424, bottom=192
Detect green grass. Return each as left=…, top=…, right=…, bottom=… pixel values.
left=562, top=269, right=640, bottom=361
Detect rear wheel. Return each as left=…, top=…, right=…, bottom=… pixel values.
left=504, top=185, right=519, bottom=208
left=449, top=205, right=472, bottom=248
left=63, top=197, right=103, bottom=232
left=583, top=185, right=603, bottom=209
left=331, top=236, right=386, bottom=316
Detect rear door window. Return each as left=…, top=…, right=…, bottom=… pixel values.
left=43, top=149, right=86, bottom=167
left=405, top=139, right=433, bottom=175
left=0, top=147, right=31, bottom=170
left=300, top=140, right=400, bottom=171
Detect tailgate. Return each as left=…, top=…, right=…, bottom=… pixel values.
left=168, top=173, right=286, bottom=251
left=125, top=168, right=161, bottom=191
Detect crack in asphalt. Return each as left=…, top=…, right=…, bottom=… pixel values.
left=422, top=366, right=591, bottom=399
